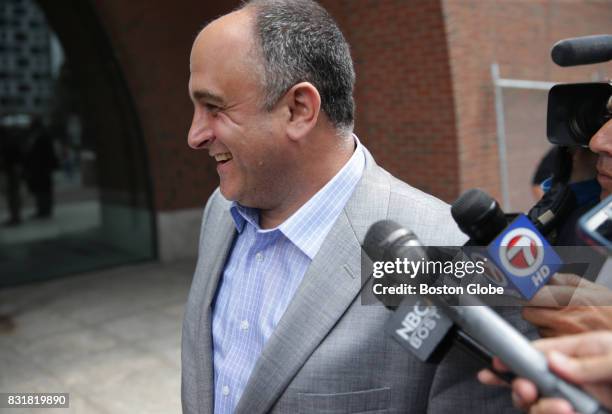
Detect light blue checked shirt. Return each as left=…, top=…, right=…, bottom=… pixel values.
left=211, top=138, right=365, bottom=414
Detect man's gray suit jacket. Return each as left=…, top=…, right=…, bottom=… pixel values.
left=182, top=148, right=526, bottom=413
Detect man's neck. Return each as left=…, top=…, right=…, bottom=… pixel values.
left=258, top=138, right=356, bottom=229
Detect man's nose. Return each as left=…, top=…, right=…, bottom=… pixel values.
left=589, top=118, right=612, bottom=155
left=187, top=112, right=214, bottom=149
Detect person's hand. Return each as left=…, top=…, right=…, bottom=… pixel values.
left=522, top=272, right=612, bottom=337
left=478, top=331, right=612, bottom=413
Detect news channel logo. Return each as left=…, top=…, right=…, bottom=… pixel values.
left=487, top=215, right=562, bottom=299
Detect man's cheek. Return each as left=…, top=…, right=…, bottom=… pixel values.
left=215, top=116, right=247, bottom=145
left=217, top=110, right=246, bottom=130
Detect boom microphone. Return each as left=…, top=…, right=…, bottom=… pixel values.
left=551, top=35, right=612, bottom=67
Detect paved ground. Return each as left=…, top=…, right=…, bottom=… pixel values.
left=0, top=260, right=195, bottom=414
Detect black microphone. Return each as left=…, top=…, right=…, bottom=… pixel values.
left=452, top=187, right=574, bottom=244
left=451, top=189, right=564, bottom=299
left=451, top=189, right=509, bottom=245
left=365, top=220, right=609, bottom=414
left=551, top=35, right=612, bottom=67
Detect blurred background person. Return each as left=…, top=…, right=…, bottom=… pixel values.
left=531, top=147, right=558, bottom=200
left=23, top=116, right=59, bottom=219
left=0, top=122, right=26, bottom=226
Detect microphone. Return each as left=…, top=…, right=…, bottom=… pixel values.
left=450, top=187, right=561, bottom=243
left=364, top=220, right=455, bottom=361
left=364, top=221, right=501, bottom=365
left=451, top=188, right=509, bottom=245
left=551, top=35, right=612, bottom=67
left=365, top=220, right=609, bottom=414
left=451, top=189, right=563, bottom=299
left=364, top=221, right=512, bottom=376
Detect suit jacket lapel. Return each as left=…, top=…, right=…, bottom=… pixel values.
left=194, top=203, right=236, bottom=414
left=201, top=211, right=236, bottom=309
left=235, top=150, right=390, bottom=414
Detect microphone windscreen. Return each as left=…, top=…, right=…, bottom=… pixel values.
left=551, top=35, right=612, bottom=67
left=451, top=189, right=496, bottom=230
left=451, top=189, right=508, bottom=245
left=363, top=220, right=404, bottom=262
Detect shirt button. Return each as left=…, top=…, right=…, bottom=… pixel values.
left=255, top=252, right=264, bottom=262
left=222, top=385, right=230, bottom=396
left=240, top=320, right=249, bottom=330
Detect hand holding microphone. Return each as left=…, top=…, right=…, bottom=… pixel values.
left=479, top=331, right=612, bottom=414
left=523, top=272, right=612, bottom=337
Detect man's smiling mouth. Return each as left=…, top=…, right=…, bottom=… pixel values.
left=214, top=152, right=233, bottom=163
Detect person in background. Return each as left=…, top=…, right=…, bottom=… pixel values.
left=23, top=117, right=58, bottom=219
left=531, top=147, right=558, bottom=200
left=479, top=119, right=612, bottom=412
left=524, top=120, right=612, bottom=337
left=0, top=124, right=25, bottom=226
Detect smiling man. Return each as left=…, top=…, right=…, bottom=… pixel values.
left=181, top=1, right=526, bottom=413
left=186, top=3, right=353, bottom=229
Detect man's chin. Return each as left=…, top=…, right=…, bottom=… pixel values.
left=219, top=186, right=252, bottom=206
left=219, top=186, right=238, bottom=202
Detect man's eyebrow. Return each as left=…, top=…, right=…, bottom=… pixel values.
left=191, top=90, right=226, bottom=105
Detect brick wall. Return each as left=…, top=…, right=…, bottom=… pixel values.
left=322, top=0, right=459, bottom=201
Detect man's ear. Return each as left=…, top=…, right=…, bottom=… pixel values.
left=283, top=82, right=321, bottom=141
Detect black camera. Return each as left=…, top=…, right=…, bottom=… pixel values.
left=547, top=82, right=612, bottom=147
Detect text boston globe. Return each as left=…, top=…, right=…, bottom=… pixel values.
left=370, top=256, right=505, bottom=296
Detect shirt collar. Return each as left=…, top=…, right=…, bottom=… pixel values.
left=229, top=203, right=257, bottom=234
left=229, top=135, right=365, bottom=259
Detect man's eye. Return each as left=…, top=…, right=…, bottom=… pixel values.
left=205, top=104, right=221, bottom=115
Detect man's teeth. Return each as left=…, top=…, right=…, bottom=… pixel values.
left=214, top=153, right=233, bottom=162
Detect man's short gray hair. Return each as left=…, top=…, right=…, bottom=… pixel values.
left=242, top=0, right=355, bottom=133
